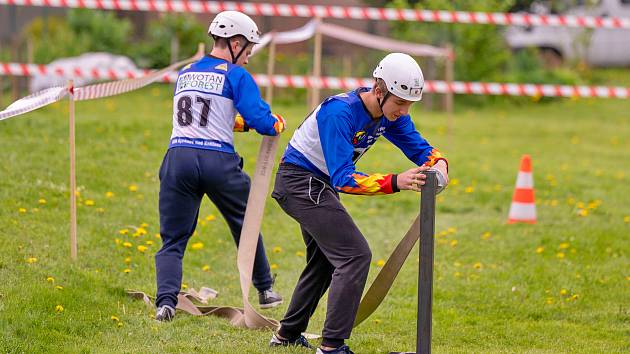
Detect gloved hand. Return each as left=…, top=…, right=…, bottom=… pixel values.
left=233, top=114, right=249, bottom=132
left=272, top=113, right=286, bottom=134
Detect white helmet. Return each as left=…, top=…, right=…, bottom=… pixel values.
left=373, top=53, right=424, bottom=102
left=208, top=11, right=261, bottom=44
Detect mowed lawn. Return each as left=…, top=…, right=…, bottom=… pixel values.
left=0, top=86, right=629, bottom=353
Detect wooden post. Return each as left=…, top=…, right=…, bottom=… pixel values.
left=11, top=40, right=19, bottom=101
left=265, top=36, right=276, bottom=104
left=170, top=36, right=180, bottom=64
left=26, top=38, right=33, bottom=94
left=444, top=44, right=454, bottom=149
left=425, top=58, right=435, bottom=112
left=310, top=19, right=322, bottom=110
left=68, top=80, right=77, bottom=260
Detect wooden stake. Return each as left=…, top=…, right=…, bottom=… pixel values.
left=445, top=45, right=454, bottom=149
left=310, top=19, right=322, bottom=110
left=265, top=36, right=276, bottom=104
left=68, top=80, right=77, bottom=260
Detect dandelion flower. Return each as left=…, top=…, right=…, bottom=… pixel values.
left=140, top=223, right=149, bottom=228
left=137, top=245, right=147, bottom=253
left=46, top=276, right=55, bottom=283
left=205, top=215, right=216, bottom=221
left=577, top=209, right=588, bottom=217
left=559, top=242, right=570, bottom=249
left=202, top=265, right=210, bottom=272
left=18, top=208, right=27, bottom=213
left=118, top=229, right=129, bottom=235
left=114, top=238, right=121, bottom=245
left=473, top=262, right=483, bottom=270
left=128, top=184, right=138, bottom=192
left=447, top=227, right=457, bottom=234
left=110, top=315, right=120, bottom=322
left=122, top=242, right=132, bottom=248
left=26, top=257, right=37, bottom=264
left=117, top=322, right=123, bottom=327
left=464, top=186, right=474, bottom=193
left=295, top=251, right=305, bottom=257
left=536, top=246, right=544, bottom=254
left=38, top=199, right=46, bottom=205
left=373, top=319, right=381, bottom=324
left=55, top=285, right=63, bottom=290
left=191, top=242, right=204, bottom=250
left=124, top=257, right=131, bottom=264
left=181, top=283, right=188, bottom=290
left=450, top=179, right=459, bottom=186
left=105, top=192, right=114, bottom=198
left=624, top=216, right=630, bottom=223
left=376, top=259, right=386, bottom=267
left=546, top=297, right=554, bottom=304
left=145, top=240, right=154, bottom=246
left=556, top=252, right=565, bottom=259
left=123, top=268, right=131, bottom=273
left=55, top=305, right=64, bottom=314
left=481, top=232, right=492, bottom=240
left=96, top=208, right=105, bottom=213
left=272, top=246, right=282, bottom=253
left=560, top=289, right=568, bottom=296
left=570, top=294, right=579, bottom=301
left=271, top=263, right=278, bottom=270
left=450, top=240, right=458, bottom=247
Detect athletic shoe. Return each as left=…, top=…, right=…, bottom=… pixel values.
left=316, top=345, right=355, bottom=354
left=259, top=287, right=283, bottom=308
left=269, top=334, right=314, bottom=349
left=155, top=305, right=175, bottom=322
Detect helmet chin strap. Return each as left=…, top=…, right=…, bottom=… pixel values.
left=227, top=37, right=250, bottom=64
left=377, top=91, right=390, bottom=116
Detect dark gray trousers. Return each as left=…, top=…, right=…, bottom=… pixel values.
left=272, top=163, right=371, bottom=342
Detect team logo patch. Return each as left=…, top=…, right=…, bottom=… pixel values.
left=352, top=131, right=367, bottom=145
left=214, top=63, right=228, bottom=71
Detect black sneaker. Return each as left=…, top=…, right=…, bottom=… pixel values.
left=155, top=305, right=175, bottom=322
left=269, top=334, right=314, bottom=349
left=258, top=287, right=283, bottom=309
left=316, top=345, right=354, bottom=354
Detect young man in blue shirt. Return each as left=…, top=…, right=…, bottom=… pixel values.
left=269, top=53, right=449, bottom=353
left=154, top=11, right=286, bottom=321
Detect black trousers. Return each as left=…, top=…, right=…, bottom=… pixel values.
left=155, top=147, right=273, bottom=309
left=272, top=163, right=371, bottom=342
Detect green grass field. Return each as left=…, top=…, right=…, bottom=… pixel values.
left=1, top=86, right=629, bottom=353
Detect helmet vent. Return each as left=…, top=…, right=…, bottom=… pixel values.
left=401, top=84, right=408, bottom=90
left=219, top=24, right=226, bottom=28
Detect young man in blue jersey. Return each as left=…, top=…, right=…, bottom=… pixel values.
left=154, top=11, right=286, bottom=322
left=268, top=53, right=449, bottom=353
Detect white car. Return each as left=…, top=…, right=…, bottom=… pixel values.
left=505, top=0, right=630, bottom=66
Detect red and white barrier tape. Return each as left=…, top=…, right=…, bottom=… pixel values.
left=0, top=52, right=201, bottom=120
left=0, top=86, right=68, bottom=121
left=2, top=64, right=629, bottom=99
left=2, top=0, right=630, bottom=29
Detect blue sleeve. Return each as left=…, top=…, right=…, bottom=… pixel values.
left=227, top=67, right=279, bottom=136
left=319, top=101, right=395, bottom=195
left=383, top=115, right=447, bottom=168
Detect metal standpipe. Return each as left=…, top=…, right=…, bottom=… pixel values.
left=390, top=170, right=437, bottom=354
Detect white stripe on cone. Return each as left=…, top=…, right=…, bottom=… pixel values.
left=516, top=171, right=534, bottom=189
left=508, top=202, right=537, bottom=221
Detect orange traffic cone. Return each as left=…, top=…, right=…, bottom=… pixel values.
left=508, top=155, right=536, bottom=224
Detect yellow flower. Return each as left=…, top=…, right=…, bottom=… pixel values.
left=559, top=242, right=570, bottom=249
left=191, top=242, right=204, bottom=250
left=96, top=208, right=105, bottom=213
left=454, top=261, right=461, bottom=267
left=135, top=227, right=147, bottom=236
left=550, top=199, right=558, bottom=207
left=373, top=319, right=382, bottom=324
left=140, top=223, right=149, bottom=228
left=114, top=238, right=121, bottom=245
left=464, top=186, right=474, bottom=193
left=74, top=190, right=81, bottom=197
left=376, top=259, right=386, bottom=267
left=450, top=240, right=458, bottom=247
left=576, top=202, right=585, bottom=209
left=272, top=246, right=283, bottom=253
left=110, top=315, right=120, bottom=322
left=105, top=191, right=114, bottom=198
left=122, top=242, right=132, bottom=248
left=118, top=229, right=129, bottom=235
left=55, top=305, right=64, bottom=314
left=447, top=227, right=457, bottom=234
left=556, top=252, right=565, bottom=259
left=38, top=198, right=46, bottom=205
left=155, top=233, right=161, bottom=239
left=18, top=208, right=27, bottom=213
left=181, top=283, right=188, bottom=290
left=546, top=297, right=554, bottom=304
left=26, top=257, right=37, bottom=264
left=32, top=208, right=39, bottom=212
left=454, top=272, right=461, bottom=278
left=473, top=262, right=483, bottom=270
left=481, top=232, right=492, bottom=240
left=145, top=240, right=154, bottom=246
left=123, top=268, right=131, bottom=273
left=117, top=322, right=123, bottom=327
left=450, top=178, right=459, bottom=186
left=84, top=199, right=95, bottom=206
left=55, top=285, right=63, bottom=290
left=137, top=245, right=147, bottom=253
left=46, top=276, right=55, bottom=283
left=271, top=263, right=278, bottom=270
left=295, top=251, right=305, bottom=257
left=560, top=289, right=568, bottom=296
left=124, top=257, right=131, bottom=264
left=624, top=216, right=630, bottom=223
left=205, top=215, right=216, bottom=221
left=577, top=209, right=588, bottom=217
left=128, top=184, right=138, bottom=192
left=570, top=294, right=579, bottom=301
left=202, top=265, right=210, bottom=272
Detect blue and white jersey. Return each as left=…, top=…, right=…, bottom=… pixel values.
left=169, top=55, right=279, bottom=153
left=282, top=87, right=446, bottom=195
